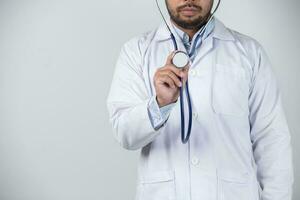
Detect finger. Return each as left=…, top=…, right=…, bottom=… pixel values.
left=160, top=70, right=182, bottom=87
left=164, top=64, right=185, bottom=78
left=181, top=63, right=190, bottom=80
left=183, top=62, right=190, bottom=72
left=181, top=68, right=190, bottom=84
left=165, top=51, right=177, bottom=65
left=156, top=74, right=176, bottom=89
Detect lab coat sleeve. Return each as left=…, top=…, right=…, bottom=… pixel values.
left=107, top=39, right=165, bottom=150
left=249, top=45, right=294, bottom=200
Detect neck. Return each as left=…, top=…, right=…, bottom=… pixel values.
left=171, top=20, right=199, bottom=41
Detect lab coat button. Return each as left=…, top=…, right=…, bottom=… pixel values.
left=192, top=112, right=198, bottom=119
left=189, top=69, right=197, bottom=76
left=191, top=156, right=199, bottom=165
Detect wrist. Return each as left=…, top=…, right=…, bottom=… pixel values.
left=156, top=96, right=176, bottom=108
left=156, top=96, right=167, bottom=108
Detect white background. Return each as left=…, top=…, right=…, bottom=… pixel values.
left=0, top=0, right=299, bottom=199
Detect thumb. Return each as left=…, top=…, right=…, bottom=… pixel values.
left=181, top=64, right=190, bottom=84
left=165, top=51, right=177, bottom=65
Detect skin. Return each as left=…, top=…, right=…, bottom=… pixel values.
left=166, top=0, right=213, bottom=39
left=155, top=0, right=214, bottom=107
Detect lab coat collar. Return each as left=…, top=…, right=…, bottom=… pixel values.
left=154, top=17, right=235, bottom=42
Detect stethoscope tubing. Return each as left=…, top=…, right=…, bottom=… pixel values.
left=170, top=34, right=193, bottom=144
left=155, top=0, right=221, bottom=144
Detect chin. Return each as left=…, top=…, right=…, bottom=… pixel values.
left=180, top=18, right=199, bottom=24
left=179, top=14, right=200, bottom=20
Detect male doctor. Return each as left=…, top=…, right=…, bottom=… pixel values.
left=107, top=0, right=294, bottom=199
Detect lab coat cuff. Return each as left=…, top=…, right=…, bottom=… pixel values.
left=147, top=96, right=175, bottom=130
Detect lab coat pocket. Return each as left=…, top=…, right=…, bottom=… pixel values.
left=139, top=170, right=176, bottom=200
left=217, top=170, right=254, bottom=200
left=212, top=64, right=249, bottom=117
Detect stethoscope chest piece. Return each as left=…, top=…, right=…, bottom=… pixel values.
left=172, top=51, right=189, bottom=68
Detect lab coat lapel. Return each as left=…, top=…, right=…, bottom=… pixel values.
left=154, top=19, right=189, bottom=56
left=191, top=36, right=214, bottom=68
left=153, top=17, right=235, bottom=69
left=190, top=18, right=235, bottom=68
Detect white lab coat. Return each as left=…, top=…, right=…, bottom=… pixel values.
left=107, top=18, right=294, bottom=200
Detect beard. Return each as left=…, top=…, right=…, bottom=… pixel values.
left=165, top=1, right=212, bottom=30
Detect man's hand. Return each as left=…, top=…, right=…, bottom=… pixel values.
left=154, top=52, right=189, bottom=107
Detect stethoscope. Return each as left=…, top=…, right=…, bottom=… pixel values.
left=155, top=0, right=221, bottom=144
